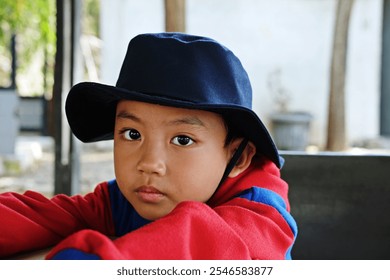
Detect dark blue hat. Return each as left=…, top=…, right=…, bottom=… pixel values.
left=66, top=32, right=282, bottom=168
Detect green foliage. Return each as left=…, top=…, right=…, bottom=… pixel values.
left=0, top=0, right=100, bottom=95
left=0, top=0, right=56, bottom=63
left=84, top=0, right=100, bottom=36
left=0, top=0, right=56, bottom=93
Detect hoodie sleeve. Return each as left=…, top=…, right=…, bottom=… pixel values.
left=46, top=186, right=297, bottom=260
left=0, top=182, right=115, bottom=258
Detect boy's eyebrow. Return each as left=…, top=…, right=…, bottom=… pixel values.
left=167, top=116, right=205, bottom=127
left=116, top=111, right=141, bottom=122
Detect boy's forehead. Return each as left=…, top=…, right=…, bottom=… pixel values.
left=116, top=100, right=225, bottom=127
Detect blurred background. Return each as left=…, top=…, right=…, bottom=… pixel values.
left=1, top=0, right=389, bottom=195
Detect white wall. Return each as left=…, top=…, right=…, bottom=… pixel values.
left=100, top=0, right=165, bottom=84
left=99, top=0, right=383, bottom=149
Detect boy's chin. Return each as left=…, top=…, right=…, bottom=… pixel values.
left=135, top=204, right=176, bottom=221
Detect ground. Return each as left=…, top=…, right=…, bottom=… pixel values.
left=0, top=135, right=114, bottom=196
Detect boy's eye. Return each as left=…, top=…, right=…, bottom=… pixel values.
left=171, top=135, right=194, bottom=146
left=123, top=129, right=141, bottom=141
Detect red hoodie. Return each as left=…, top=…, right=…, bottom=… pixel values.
left=0, top=158, right=297, bottom=259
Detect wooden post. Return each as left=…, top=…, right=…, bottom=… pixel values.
left=326, top=0, right=354, bottom=151
left=10, top=35, right=16, bottom=89
left=381, top=0, right=390, bottom=136
left=53, top=0, right=82, bottom=195
left=165, top=0, right=186, bottom=32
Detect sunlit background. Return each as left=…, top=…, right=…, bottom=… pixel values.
left=1, top=0, right=389, bottom=194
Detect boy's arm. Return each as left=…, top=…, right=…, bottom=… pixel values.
left=0, top=182, right=115, bottom=258
left=46, top=192, right=297, bottom=260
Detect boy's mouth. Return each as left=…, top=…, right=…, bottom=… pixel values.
left=135, top=185, right=165, bottom=203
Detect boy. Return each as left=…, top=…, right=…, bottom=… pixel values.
left=0, top=33, right=297, bottom=259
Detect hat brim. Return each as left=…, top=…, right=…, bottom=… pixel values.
left=66, top=82, right=282, bottom=168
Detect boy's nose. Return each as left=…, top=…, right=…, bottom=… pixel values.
left=136, top=143, right=166, bottom=176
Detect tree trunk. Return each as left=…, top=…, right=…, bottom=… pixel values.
left=326, top=0, right=354, bottom=151
left=165, top=0, right=186, bottom=32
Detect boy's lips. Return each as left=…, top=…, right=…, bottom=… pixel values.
left=135, top=185, right=165, bottom=203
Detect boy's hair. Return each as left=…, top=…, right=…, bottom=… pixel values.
left=222, top=114, right=242, bottom=148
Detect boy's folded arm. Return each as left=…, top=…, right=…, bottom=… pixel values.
left=0, top=182, right=114, bottom=258
left=46, top=198, right=296, bottom=260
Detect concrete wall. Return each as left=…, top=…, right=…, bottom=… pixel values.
left=0, top=90, right=19, bottom=155
left=99, top=0, right=383, bottom=149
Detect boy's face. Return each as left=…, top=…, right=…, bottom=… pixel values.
left=114, top=100, right=233, bottom=220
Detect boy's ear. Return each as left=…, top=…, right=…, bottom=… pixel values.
left=228, top=139, right=257, bottom=178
